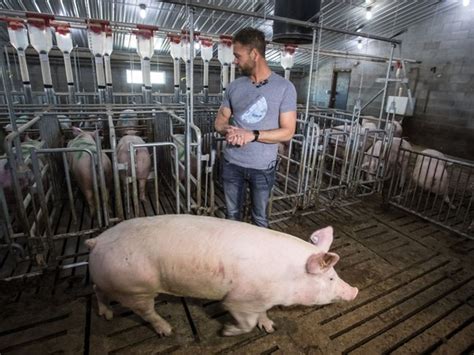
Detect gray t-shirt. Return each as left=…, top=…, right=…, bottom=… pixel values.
left=221, top=72, right=297, bottom=170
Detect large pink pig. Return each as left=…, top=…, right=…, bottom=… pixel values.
left=85, top=215, right=358, bottom=337
left=116, top=131, right=151, bottom=201
left=67, top=127, right=112, bottom=216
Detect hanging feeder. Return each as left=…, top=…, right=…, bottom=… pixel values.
left=52, top=21, right=75, bottom=103
left=87, top=19, right=109, bottom=104
left=218, top=35, right=233, bottom=93
left=27, top=13, right=55, bottom=103
left=134, top=24, right=158, bottom=103
left=281, top=44, right=297, bottom=80
left=104, top=25, right=114, bottom=102
left=200, top=37, right=213, bottom=102
left=3, top=17, right=32, bottom=103
left=181, top=30, right=200, bottom=98
left=168, top=34, right=181, bottom=102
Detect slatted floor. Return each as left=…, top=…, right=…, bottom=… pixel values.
left=1, top=192, right=473, bottom=354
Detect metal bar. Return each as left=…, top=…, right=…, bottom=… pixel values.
left=304, top=28, right=317, bottom=122
left=378, top=44, right=396, bottom=121
left=61, top=151, right=78, bottom=225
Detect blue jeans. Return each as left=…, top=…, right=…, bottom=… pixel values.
left=221, top=159, right=276, bottom=228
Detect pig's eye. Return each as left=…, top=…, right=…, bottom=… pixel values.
left=330, top=277, right=334, bottom=281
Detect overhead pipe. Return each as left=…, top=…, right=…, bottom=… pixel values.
left=104, top=25, right=114, bottom=103
left=281, top=44, right=296, bottom=80
left=168, top=34, right=181, bottom=103
left=218, top=35, right=233, bottom=95
left=200, top=37, right=213, bottom=103
left=87, top=19, right=108, bottom=104
left=135, top=24, right=158, bottom=105
left=2, top=17, right=32, bottom=103
left=53, top=21, right=76, bottom=104
left=27, top=13, right=55, bottom=104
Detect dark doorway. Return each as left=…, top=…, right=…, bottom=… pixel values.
left=329, top=70, right=351, bottom=110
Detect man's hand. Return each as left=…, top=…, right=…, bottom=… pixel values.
left=226, top=127, right=255, bottom=146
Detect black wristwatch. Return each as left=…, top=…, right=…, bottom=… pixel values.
left=252, top=130, right=260, bottom=142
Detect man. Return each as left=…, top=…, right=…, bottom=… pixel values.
left=214, top=27, right=297, bottom=228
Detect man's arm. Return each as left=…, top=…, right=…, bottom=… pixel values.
left=226, top=110, right=296, bottom=146
left=214, top=106, right=232, bottom=136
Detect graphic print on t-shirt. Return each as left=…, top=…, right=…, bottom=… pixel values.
left=241, top=96, right=268, bottom=124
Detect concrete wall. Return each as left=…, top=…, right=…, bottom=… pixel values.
left=297, top=5, right=474, bottom=159
left=398, top=5, right=474, bottom=159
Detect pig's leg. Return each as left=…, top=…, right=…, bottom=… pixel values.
left=119, top=294, right=172, bottom=336
left=94, top=285, right=113, bottom=320
left=84, top=188, right=96, bottom=217
left=138, top=179, right=147, bottom=202
left=222, top=309, right=259, bottom=336
left=257, top=312, right=275, bottom=333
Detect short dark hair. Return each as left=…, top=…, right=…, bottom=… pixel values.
left=233, top=27, right=266, bottom=57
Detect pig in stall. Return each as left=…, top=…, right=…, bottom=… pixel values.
left=0, top=136, right=45, bottom=202
left=85, top=215, right=358, bottom=337
left=67, top=127, right=112, bottom=216
left=362, top=137, right=412, bottom=187
left=412, top=149, right=455, bottom=209
left=116, top=131, right=151, bottom=202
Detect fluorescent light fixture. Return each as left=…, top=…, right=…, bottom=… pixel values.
left=463, top=0, right=470, bottom=6
left=366, top=6, right=373, bottom=20
left=139, top=4, right=147, bottom=19
left=126, top=69, right=165, bottom=84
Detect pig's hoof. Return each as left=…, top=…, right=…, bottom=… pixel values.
left=98, top=308, right=114, bottom=320
left=257, top=318, right=275, bottom=333
left=155, top=323, right=173, bottom=337
left=222, top=324, right=247, bottom=336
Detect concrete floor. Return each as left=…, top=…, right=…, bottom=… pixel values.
left=0, top=195, right=473, bottom=354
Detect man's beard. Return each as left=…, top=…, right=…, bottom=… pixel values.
left=239, top=65, right=253, bottom=77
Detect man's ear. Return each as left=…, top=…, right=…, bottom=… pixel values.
left=251, top=48, right=257, bottom=60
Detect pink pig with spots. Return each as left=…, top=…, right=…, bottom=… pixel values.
left=85, top=214, right=358, bottom=337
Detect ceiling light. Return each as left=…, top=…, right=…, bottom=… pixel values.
left=357, top=39, right=363, bottom=50
left=356, top=25, right=364, bottom=32
left=366, top=6, right=373, bottom=20
left=139, top=4, right=147, bottom=19
left=194, top=42, right=200, bottom=51
left=463, top=0, right=470, bottom=6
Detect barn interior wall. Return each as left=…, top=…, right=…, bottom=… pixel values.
left=298, top=4, right=474, bottom=159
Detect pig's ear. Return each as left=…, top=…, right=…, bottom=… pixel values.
left=309, top=226, right=334, bottom=252
left=306, top=252, right=340, bottom=274
left=72, top=126, right=83, bottom=136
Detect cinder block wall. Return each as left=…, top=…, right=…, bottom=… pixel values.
left=297, top=5, right=474, bottom=160
left=399, top=5, right=474, bottom=159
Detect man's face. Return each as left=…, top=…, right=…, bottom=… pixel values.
left=233, top=42, right=255, bottom=77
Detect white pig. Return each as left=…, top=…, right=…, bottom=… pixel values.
left=67, top=127, right=112, bottom=216
left=85, top=215, right=358, bottom=337
left=116, top=131, right=151, bottom=201
left=412, top=149, right=455, bottom=208
left=362, top=137, right=412, bottom=186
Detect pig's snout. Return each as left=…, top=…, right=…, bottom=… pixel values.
left=348, top=287, right=358, bottom=301
left=337, top=283, right=358, bottom=302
